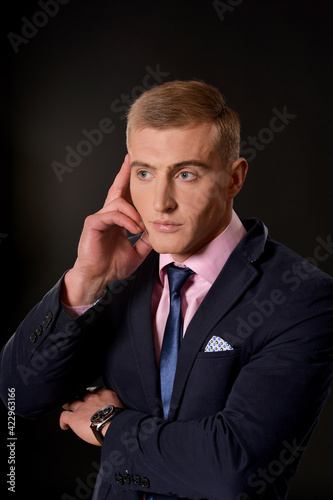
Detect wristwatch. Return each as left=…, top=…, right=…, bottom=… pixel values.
left=90, top=405, right=124, bottom=445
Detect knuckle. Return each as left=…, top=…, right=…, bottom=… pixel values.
left=83, top=214, right=94, bottom=226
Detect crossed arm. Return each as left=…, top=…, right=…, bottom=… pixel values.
left=60, top=387, right=124, bottom=446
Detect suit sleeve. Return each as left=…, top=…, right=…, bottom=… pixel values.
left=0, top=274, right=108, bottom=417
left=98, top=276, right=333, bottom=500
left=0, top=234, right=140, bottom=418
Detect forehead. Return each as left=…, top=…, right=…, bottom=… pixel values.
left=128, top=124, right=218, bottom=164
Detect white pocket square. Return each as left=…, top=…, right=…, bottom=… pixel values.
left=204, top=336, right=234, bottom=352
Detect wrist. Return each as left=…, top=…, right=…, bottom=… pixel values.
left=61, top=269, right=108, bottom=307
left=90, top=406, right=125, bottom=445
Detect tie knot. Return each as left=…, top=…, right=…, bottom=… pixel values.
left=166, top=264, right=194, bottom=294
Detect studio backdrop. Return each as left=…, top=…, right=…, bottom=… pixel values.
left=1, top=1, right=332, bottom=499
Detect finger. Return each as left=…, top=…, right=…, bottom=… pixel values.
left=99, top=211, right=143, bottom=235
left=99, top=196, right=143, bottom=225
left=133, top=231, right=153, bottom=261
left=103, top=155, right=131, bottom=207
left=87, top=206, right=144, bottom=235
left=62, top=399, right=81, bottom=411
left=81, top=391, right=102, bottom=403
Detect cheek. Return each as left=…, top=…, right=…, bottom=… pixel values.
left=187, top=176, right=224, bottom=209
left=132, top=197, right=146, bottom=219
left=188, top=193, right=226, bottom=230
left=130, top=183, right=144, bottom=214
left=192, top=184, right=224, bottom=213
left=129, top=178, right=135, bottom=203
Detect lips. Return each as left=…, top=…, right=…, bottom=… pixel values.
left=151, top=220, right=182, bottom=232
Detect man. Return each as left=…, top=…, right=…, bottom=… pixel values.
left=0, top=80, right=332, bottom=500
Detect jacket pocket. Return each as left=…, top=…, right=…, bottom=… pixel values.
left=178, top=350, right=242, bottom=419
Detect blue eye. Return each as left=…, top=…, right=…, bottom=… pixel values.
left=179, top=171, right=195, bottom=180
left=138, top=170, right=151, bottom=179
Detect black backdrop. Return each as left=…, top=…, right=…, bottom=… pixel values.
left=1, top=1, right=332, bottom=499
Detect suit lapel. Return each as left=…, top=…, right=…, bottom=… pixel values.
left=168, top=219, right=267, bottom=420
left=127, top=250, right=162, bottom=414
left=127, top=218, right=268, bottom=420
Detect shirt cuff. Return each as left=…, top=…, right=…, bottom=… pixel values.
left=61, top=302, right=92, bottom=318
left=61, top=288, right=108, bottom=318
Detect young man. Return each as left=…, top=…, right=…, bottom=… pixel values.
left=1, top=81, right=332, bottom=500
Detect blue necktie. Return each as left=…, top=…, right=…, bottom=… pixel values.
left=159, top=264, right=194, bottom=420
left=146, top=266, right=193, bottom=500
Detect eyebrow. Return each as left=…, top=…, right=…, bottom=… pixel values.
left=130, top=159, right=211, bottom=170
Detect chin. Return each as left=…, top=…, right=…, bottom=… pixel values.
left=150, top=242, right=180, bottom=255
left=147, top=234, right=184, bottom=256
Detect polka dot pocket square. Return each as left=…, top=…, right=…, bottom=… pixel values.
left=204, top=336, right=234, bottom=352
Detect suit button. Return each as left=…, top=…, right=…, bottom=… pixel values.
left=43, top=312, right=53, bottom=328
left=141, top=477, right=150, bottom=488
left=30, top=332, right=37, bottom=343
left=123, top=472, right=131, bottom=484
left=115, top=474, right=124, bottom=485
left=36, top=325, right=43, bottom=336
left=133, top=474, right=141, bottom=485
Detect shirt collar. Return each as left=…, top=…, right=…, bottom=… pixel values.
left=159, top=210, right=247, bottom=285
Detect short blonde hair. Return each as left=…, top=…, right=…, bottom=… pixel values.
left=126, top=80, right=240, bottom=167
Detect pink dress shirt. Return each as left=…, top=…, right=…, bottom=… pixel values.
left=151, top=210, right=246, bottom=363
left=63, top=210, right=246, bottom=364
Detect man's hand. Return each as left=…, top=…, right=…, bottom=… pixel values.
left=60, top=155, right=152, bottom=306
left=59, top=388, right=124, bottom=446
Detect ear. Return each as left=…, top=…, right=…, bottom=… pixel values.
left=227, top=158, right=248, bottom=200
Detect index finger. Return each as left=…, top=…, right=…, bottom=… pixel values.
left=103, top=154, right=131, bottom=207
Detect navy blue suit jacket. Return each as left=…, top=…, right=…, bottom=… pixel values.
left=1, top=218, right=333, bottom=500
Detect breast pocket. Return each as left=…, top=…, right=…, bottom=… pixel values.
left=178, top=349, right=242, bottom=419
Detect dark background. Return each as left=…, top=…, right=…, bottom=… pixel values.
left=1, top=0, right=332, bottom=498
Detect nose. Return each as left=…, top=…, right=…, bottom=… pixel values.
left=153, top=177, right=177, bottom=212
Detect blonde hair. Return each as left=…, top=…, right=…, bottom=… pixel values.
left=126, top=80, right=240, bottom=167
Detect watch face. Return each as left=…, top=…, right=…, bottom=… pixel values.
left=91, top=405, right=114, bottom=423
